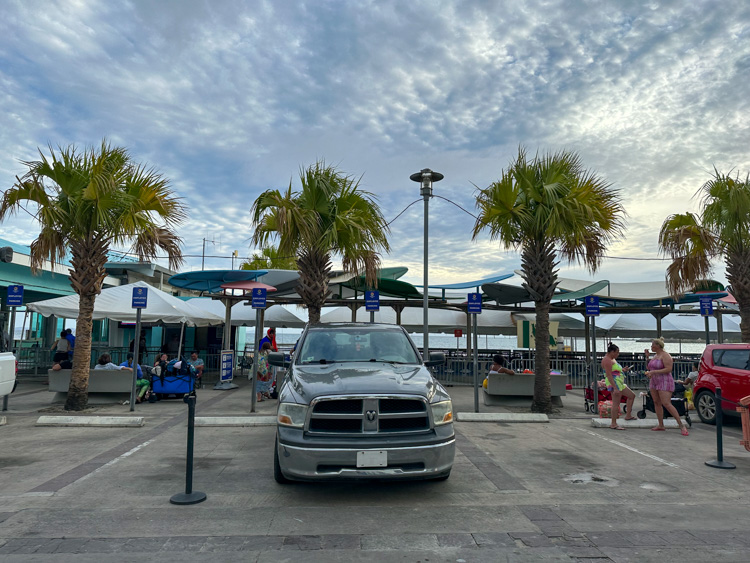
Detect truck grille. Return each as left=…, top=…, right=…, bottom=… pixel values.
left=307, top=396, right=431, bottom=435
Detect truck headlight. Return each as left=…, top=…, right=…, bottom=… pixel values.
left=277, top=402, right=308, bottom=428
left=431, top=400, right=453, bottom=425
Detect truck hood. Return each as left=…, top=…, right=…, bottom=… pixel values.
left=286, top=362, right=445, bottom=404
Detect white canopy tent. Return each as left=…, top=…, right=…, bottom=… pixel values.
left=320, top=306, right=467, bottom=332
left=186, top=298, right=307, bottom=328
left=27, top=281, right=223, bottom=326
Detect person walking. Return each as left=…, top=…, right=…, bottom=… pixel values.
left=601, top=343, right=636, bottom=430
left=645, top=338, right=689, bottom=436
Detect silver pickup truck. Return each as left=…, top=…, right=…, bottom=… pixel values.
left=269, top=323, right=455, bottom=483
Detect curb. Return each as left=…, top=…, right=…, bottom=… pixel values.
left=457, top=412, right=549, bottom=423
left=35, top=416, right=145, bottom=427
left=195, top=416, right=277, bottom=427
left=590, top=418, right=688, bottom=429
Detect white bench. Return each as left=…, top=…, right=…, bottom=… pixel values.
left=483, top=373, right=567, bottom=407
left=48, top=369, right=134, bottom=404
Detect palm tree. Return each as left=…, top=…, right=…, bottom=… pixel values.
left=0, top=141, right=185, bottom=411
left=659, top=169, right=750, bottom=342
left=250, top=161, right=390, bottom=324
left=473, top=147, right=625, bottom=413
left=240, top=245, right=297, bottom=271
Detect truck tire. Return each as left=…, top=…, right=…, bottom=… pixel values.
left=274, top=437, right=291, bottom=484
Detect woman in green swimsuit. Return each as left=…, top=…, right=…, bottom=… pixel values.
left=601, top=343, right=637, bottom=430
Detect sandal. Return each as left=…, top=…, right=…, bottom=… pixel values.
left=624, top=416, right=637, bottom=421
left=651, top=427, right=666, bottom=431
left=609, top=426, right=626, bottom=430
left=681, top=427, right=689, bottom=436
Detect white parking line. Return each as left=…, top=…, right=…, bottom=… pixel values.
left=75, top=439, right=155, bottom=484
left=577, top=428, right=680, bottom=468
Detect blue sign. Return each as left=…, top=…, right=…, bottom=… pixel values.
left=220, top=350, right=234, bottom=381
left=585, top=295, right=600, bottom=316
left=131, top=286, right=148, bottom=309
left=252, top=288, right=267, bottom=309
left=467, top=293, right=482, bottom=314
left=6, top=284, right=23, bottom=307
left=365, top=290, right=379, bottom=312
left=699, top=296, right=713, bottom=316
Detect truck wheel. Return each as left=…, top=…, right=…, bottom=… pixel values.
left=695, top=391, right=717, bottom=425
left=274, top=437, right=291, bottom=484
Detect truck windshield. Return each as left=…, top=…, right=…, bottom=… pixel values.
left=298, top=328, right=420, bottom=365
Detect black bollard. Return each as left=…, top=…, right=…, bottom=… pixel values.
left=170, top=392, right=208, bottom=504
left=705, top=387, right=736, bottom=470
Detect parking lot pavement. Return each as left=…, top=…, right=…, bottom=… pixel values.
left=1, top=380, right=749, bottom=561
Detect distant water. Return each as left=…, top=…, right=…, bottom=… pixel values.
left=253, top=329, right=711, bottom=355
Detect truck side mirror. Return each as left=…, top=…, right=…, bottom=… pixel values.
left=268, top=352, right=289, bottom=368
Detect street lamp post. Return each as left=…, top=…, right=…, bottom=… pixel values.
left=410, top=168, right=443, bottom=361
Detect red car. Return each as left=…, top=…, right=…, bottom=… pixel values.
left=693, top=344, right=750, bottom=424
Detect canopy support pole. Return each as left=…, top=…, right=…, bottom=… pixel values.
left=716, top=307, right=724, bottom=344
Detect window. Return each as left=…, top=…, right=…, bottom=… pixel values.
left=712, top=349, right=750, bottom=371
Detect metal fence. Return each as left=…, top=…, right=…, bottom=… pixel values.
left=432, top=357, right=697, bottom=389
left=16, top=346, right=257, bottom=384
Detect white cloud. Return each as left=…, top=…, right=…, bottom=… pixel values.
left=0, top=0, right=748, bottom=287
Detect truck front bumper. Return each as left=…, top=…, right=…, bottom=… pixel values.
left=277, top=432, right=455, bottom=481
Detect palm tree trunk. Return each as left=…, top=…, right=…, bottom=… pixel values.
left=726, top=250, right=750, bottom=342
left=64, top=292, right=95, bottom=411
left=297, top=248, right=332, bottom=324
left=521, top=241, right=559, bottom=414
left=64, top=234, right=109, bottom=411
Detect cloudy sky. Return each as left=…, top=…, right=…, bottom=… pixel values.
left=1, top=0, right=749, bottom=289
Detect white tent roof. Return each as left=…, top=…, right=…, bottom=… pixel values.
left=186, top=298, right=307, bottom=328
left=27, top=281, right=223, bottom=326
left=557, top=277, right=673, bottom=300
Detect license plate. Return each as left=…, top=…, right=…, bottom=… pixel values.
left=356, top=450, right=387, bottom=468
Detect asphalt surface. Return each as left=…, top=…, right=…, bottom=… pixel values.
left=1, top=378, right=749, bottom=562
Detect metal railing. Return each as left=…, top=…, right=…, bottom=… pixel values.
left=16, top=346, right=260, bottom=384
left=432, top=357, right=697, bottom=389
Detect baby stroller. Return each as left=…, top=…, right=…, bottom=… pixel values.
left=636, top=382, right=692, bottom=427
left=584, top=381, right=628, bottom=414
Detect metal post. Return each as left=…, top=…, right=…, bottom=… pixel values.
left=170, top=393, right=207, bottom=504
left=250, top=308, right=261, bottom=413
left=411, top=169, right=443, bottom=361
left=9, top=306, right=16, bottom=351
left=473, top=312, right=479, bottom=413
left=716, top=308, right=724, bottom=344
left=584, top=316, right=590, bottom=363
left=705, top=387, right=736, bottom=469
left=370, top=311, right=375, bottom=323
left=130, top=307, right=142, bottom=412
left=5, top=306, right=17, bottom=409
left=704, top=316, right=710, bottom=346
left=423, top=191, right=429, bottom=360
left=591, top=317, right=597, bottom=358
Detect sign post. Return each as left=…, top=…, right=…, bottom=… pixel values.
left=250, top=288, right=267, bottom=413
left=468, top=293, right=482, bottom=413
left=700, top=297, right=713, bottom=345
left=3, top=285, right=23, bottom=412
left=366, top=290, right=379, bottom=323
left=130, top=287, right=147, bottom=411
left=585, top=295, right=600, bottom=414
